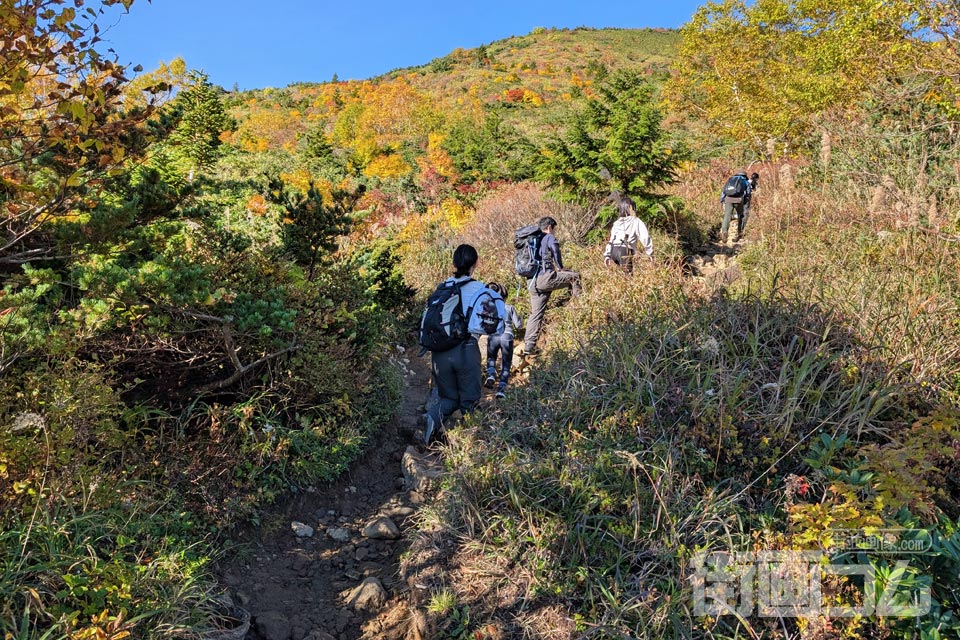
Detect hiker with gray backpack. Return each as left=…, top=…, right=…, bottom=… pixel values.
left=418, top=244, right=505, bottom=444
left=483, top=282, right=522, bottom=399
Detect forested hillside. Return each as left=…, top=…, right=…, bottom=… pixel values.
left=2, top=1, right=960, bottom=638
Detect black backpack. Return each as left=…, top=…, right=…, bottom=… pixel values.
left=514, top=224, right=545, bottom=278
left=723, top=174, right=748, bottom=199
left=418, top=279, right=477, bottom=352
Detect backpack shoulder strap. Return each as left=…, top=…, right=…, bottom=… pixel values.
left=455, top=278, right=477, bottom=315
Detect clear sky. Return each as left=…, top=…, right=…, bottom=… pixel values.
left=99, top=1, right=704, bottom=90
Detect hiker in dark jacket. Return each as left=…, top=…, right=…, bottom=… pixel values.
left=425, top=244, right=505, bottom=444
left=720, top=171, right=753, bottom=245
left=739, top=172, right=759, bottom=239
left=523, top=217, right=581, bottom=356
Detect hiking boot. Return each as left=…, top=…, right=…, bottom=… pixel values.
left=495, top=385, right=506, bottom=399
left=523, top=346, right=541, bottom=356
left=484, top=375, right=496, bottom=389
left=423, top=413, right=437, bottom=446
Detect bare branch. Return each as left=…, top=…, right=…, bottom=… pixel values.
left=199, top=343, right=300, bottom=393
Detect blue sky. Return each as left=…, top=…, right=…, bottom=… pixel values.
left=100, top=1, right=704, bottom=90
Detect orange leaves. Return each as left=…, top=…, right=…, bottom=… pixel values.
left=245, top=194, right=268, bottom=216
left=502, top=87, right=525, bottom=103
left=423, top=133, right=457, bottom=180
left=499, top=87, right=543, bottom=106
left=233, top=106, right=300, bottom=152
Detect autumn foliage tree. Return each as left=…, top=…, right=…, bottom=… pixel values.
left=665, top=0, right=932, bottom=153
left=0, top=0, right=161, bottom=267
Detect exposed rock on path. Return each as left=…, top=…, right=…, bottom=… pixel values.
left=686, top=239, right=748, bottom=285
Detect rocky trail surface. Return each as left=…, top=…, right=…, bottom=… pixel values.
left=217, top=348, right=442, bottom=640
left=686, top=238, right=749, bottom=285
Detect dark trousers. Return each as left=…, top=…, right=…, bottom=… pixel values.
left=524, top=269, right=581, bottom=352
left=429, top=338, right=481, bottom=425
left=740, top=202, right=751, bottom=236
left=721, top=201, right=745, bottom=241
left=609, top=245, right=635, bottom=274
left=486, top=334, right=514, bottom=387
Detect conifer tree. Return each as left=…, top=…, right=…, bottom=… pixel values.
left=537, top=70, right=680, bottom=224
left=169, top=72, right=232, bottom=180
left=269, top=180, right=363, bottom=281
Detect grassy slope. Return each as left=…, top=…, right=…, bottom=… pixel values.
left=398, top=169, right=960, bottom=638
left=391, top=27, right=678, bottom=133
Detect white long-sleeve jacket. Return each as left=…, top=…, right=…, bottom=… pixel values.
left=604, top=216, right=654, bottom=258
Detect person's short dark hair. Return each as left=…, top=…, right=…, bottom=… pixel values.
left=453, top=244, right=478, bottom=277
left=488, top=282, right=506, bottom=299
left=538, top=216, right=557, bottom=231
left=617, top=195, right=637, bottom=218
left=750, top=172, right=760, bottom=181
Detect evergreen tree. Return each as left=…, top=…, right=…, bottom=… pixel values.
left=269, top=179, right=363, bottom=281
left=537, top=70, right=681, bottom=225
left=169, top=71, right=232, bottom=180
left=443, top=111, right=536, bottom=183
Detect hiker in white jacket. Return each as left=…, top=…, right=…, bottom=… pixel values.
left=603, top=195, right=653, bottom=273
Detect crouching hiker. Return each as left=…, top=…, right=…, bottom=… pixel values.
left=418, top=244, right=504, bottom=444
left=484, top=283, right=522, bottom=399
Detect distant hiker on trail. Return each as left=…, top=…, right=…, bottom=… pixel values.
left=418, top=244, right=504, bottom=445
left=720, top=171, right=754, bottom=245
left=484, top=282, right=522, bottom=399
left=523, top=216, right=581, bottom=356
left=603, top=194, right=654, bottom=274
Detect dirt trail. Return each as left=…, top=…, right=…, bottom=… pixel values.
left=218, top=350, right=435, bottom=640
left=214, top=239, right=744, bottom=640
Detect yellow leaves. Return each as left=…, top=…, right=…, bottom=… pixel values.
left=363, top=153, right=411, bottom=180
left=70, top=610, right=132, bottom=640
left=168, top=57, right=187, bottom=77
left=434, top=198, right=471, bottom=231
left=423, top=132, right=458, bottom=180
left=522, top=89, right=543, bottom=106
left=667, top=0, right=925, bottom=148
left=66, top=170, right=85, bottom=188
left=53, top=7, right=76, bottom=28
left=333, top=79, right=435, bottom=158
left=234, top=107, right=300, bottom=152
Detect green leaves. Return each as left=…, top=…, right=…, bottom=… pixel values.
left=536, top=69, right=682, bottom=231
left=167, top=71, right=233, bottom=177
